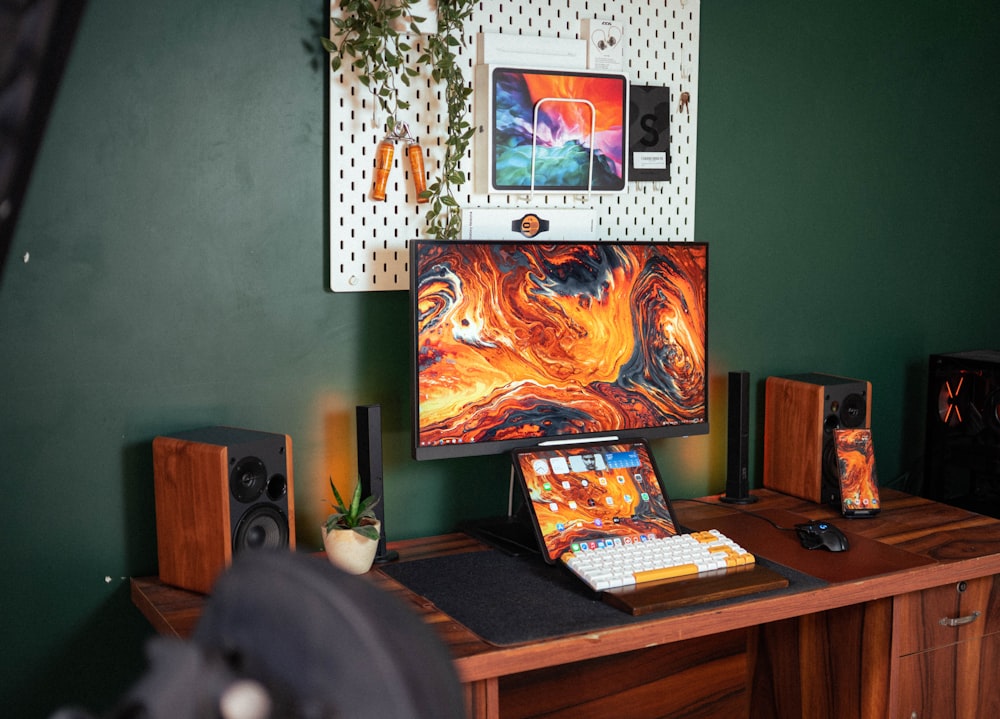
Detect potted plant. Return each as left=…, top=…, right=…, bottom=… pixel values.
left=322, top=478, right=381, bottom=574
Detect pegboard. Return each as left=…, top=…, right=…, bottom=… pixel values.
left=328, top=0, right=700, bottom=292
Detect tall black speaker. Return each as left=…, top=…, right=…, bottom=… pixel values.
left=153, top=426, right=294, bottom=593
left=357, top=405, right=397, bottom=562
left=924, top=351, right=1000, bottom=517
left=721, top=371, right=757, bottom=503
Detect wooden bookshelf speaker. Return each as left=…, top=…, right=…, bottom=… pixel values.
left=763, top=373, right=871, bottom=503
left=153, top=426, right=295, bottom=593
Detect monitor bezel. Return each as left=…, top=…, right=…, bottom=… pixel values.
left=409, top=239, right=709, bottom=461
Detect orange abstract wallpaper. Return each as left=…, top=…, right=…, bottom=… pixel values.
left=513, top=442, right=678, bottom=559
left=414, top=242, right=707, bottom=454
left=834, top=429, right=880, bottom=513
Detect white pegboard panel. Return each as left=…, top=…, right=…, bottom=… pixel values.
left=328, top=0, right=700, bottom=292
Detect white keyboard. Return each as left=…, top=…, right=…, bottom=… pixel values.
left=561, top=529, right=756, bottom=592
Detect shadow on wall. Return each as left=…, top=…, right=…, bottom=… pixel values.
left=11, top=584, right=151, bottom=718
left=121, top=439, right=159, bottom=577
left=897, top=358, right=929, bottom=494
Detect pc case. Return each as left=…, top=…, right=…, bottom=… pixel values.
left=923, top=351, right=1000, bottom=518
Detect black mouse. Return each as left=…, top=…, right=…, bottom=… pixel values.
left=795, top=521, right=849, bottom=552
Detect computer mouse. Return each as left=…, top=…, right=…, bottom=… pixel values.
left=795, top=521, right=849, bottom=552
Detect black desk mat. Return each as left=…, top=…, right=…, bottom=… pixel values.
left=379, top=549, right=824, bottom=646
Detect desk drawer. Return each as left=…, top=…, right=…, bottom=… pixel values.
left=894, top=632, right=1000, bottom=718
left=893, top=575, right=999, bottom=656
left=500, top=629, right=749, bottom=719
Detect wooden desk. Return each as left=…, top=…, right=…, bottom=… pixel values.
left=132, top=489, right=1000, bottom=719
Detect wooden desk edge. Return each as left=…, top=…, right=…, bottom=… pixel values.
left=444, top=552, right=1000, bottom=681
left=130, top=490, right=1000, bottom=684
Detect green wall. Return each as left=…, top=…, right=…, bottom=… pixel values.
left=2, top=0, right=998, bottom=715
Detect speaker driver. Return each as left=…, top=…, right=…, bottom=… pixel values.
left=840, top=393, right=867, bottom=428
left=233, top=504, right=289, bottom=552
left=230, top=456, right=267, bottom=503
left=266, top=473, right=288, bottom=501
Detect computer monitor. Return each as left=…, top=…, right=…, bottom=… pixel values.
left=410, top=239, right=709, bottom=461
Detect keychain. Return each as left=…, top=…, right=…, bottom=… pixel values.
left=370, top=122, right=427, bottom=204
left=406, top=138, right=428, bottom=204
left=371, top=136, right=395, bottom=202
left=678, top=91, right=691, bottom=114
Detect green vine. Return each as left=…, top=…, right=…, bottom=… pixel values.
left=323, top=0, right=476, bottom=240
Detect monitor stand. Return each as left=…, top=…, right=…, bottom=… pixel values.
left=457, top=466, right=541, bottom=556
left=459, top=508, right=539, bottom=556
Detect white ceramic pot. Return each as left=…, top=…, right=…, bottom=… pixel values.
left=322, top=521, right=380, bottom=575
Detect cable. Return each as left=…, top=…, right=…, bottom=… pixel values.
left=672, top=497, right=799, bottom=533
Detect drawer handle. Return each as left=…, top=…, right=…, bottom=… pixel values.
left=939, top=611, right=981, bottom=628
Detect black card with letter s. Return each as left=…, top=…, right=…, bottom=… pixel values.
left=628, top=85, right=671, bottom=181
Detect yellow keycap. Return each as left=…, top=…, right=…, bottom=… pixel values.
left=633, top=563, right=701, bottom=583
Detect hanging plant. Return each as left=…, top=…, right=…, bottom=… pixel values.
left=323, top=0, right=477, bottom=240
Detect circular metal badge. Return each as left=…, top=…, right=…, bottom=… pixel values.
left=512, top=213, right=550, bottom=238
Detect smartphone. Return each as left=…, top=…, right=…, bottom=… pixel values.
left=833, top=428, right=881, bottom=517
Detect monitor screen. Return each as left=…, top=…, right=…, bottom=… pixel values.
left=410, top=240, right=708, bottom=461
